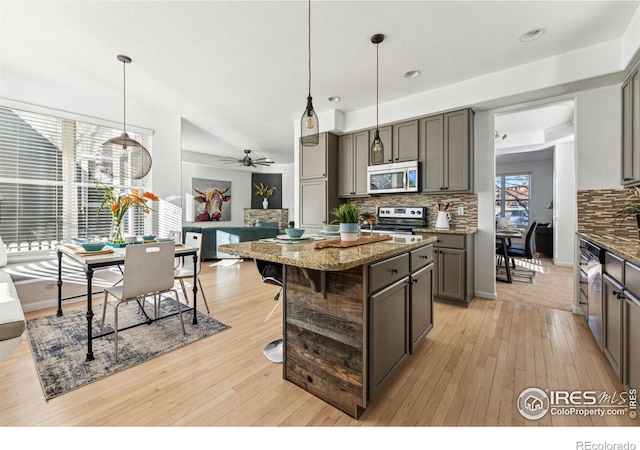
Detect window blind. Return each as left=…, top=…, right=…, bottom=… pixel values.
left=0, top=105, right=152, bottom=253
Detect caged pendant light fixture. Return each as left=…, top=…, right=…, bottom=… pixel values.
left=370, top=34, right=385, bottom=165
left=96, top=55, right=152, bottom=180
left=300, top=0, right=319, bottom=146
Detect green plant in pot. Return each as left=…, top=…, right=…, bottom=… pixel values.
left=613, top=186, right=640, bottom=237
left=331, top=203, right=361, bottom=241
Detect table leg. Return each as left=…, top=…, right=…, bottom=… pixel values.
left=85, top=267, right=95, bottom=361
left=56, top=249, right=63, bottom=317
left=192, top=253, right=198, bottom=325
left=501, top=238, right=512, bottom=283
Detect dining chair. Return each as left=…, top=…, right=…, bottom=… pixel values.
left=100, top=241, right=186, bottom=362
left=174, top=232, right=210, bottom=313
left=168, top=230, right=183, bottom=268
left=499, top=221, right=538, bottom=283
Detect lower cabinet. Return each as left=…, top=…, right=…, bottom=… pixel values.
left=624, top=292, right=640, bottom=391
left=410, top=263, right=433, bottom=352
left=603, top=274, right=623, bottom=378
left=369, top=277, right=410, bottom=399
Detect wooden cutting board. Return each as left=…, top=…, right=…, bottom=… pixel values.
left=314, top=234, right=392, bottom=249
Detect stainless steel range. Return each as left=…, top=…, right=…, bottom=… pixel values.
left=371, top=206, right=427, bottom=235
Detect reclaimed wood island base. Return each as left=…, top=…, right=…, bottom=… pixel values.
left=219, top=234, right=436, bottom=418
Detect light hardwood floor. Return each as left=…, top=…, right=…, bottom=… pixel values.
left=0, top=258, right=636, bottom=429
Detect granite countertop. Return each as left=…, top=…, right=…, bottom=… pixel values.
left=577, top=232, right=640, bottom=266
left=218, top=235, right=437, bottom=271
left=413, top=227, right=478, bottom=235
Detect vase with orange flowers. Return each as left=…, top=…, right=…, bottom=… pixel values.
left=96, top=183, right=159, bottom=244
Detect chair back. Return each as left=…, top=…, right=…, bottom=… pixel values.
left=183, top=232, right=203, bottom=275
left=122, top=242, right=176, bottom=299
left=168, top=230, right=182, bottom=243
left=525, top=221, right=538, bottom=259
left=255, top=259, right=283, bottom=286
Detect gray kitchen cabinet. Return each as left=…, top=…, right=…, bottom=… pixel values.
left=420, top=108, right=474, bottom=193
left=299, top=132, right=340, bottom=232
left=624, top=292, right=640, bottom=391
left=392, top=120, right=419, bottom=162
left=418, top=233, right=474, bottom=307
left=338, top=131, right=369, bottom=197
left=622, top=64, right=640, bottom=186
left=603, top=274, right=623, bottom=378
left=410, top=263, right=433, bottom=353
left=369, top=125, right=393, bottom=164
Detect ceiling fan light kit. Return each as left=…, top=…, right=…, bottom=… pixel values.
left=300, top=0, right=319, bottom=147
left=370, top=33, right=385, bottom=165
left=97, top=54, right=152, bottom=180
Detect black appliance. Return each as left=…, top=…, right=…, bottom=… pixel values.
left=371, top=206, right=427, bottom=234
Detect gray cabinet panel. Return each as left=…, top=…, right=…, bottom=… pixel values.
left=410, top=264, right=433, bottom=352
left=369, top=277, right=409, bottom=399
left=622, top=66, right=640, bottom=186
left=437, top=247, right=465, bottom=300
left=338, top=131, right=369, bottom=197
left=354, top=131, right=369, bottom=195
left=393, top=120, right=419, bottom=162
left=603, top=274, right=623, bottom=379
left=625, top=293, right=640, bottom=391
left=421, top=115, right=444, bottom=193
left=300, top=179, right=327, bottom=228
left=338, top=135, right=354, bottom=197
left=300, top=133, right=327, bottom=179
left=444, top=110, right=470, bottom=192
left=369, top=253, right=410, bottom=294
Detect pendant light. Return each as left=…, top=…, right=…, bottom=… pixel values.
left=97, top=55, right=152, bottom=180
left=300, top=0, right=319, bottom=147
left=370, top=34, right=385, bottom=165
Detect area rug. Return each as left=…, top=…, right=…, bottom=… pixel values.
left=25, top=299, right=230, bottom=400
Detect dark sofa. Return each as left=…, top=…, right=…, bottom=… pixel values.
left=182, top=226, right=280, bottom=260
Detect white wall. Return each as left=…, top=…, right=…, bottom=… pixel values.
left=554, top=142, right=577, bottom=267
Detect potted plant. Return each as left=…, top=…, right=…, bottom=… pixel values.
left=331, top=203, right=361, bottom=241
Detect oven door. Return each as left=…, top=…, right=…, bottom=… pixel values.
left=586, top=252, right=603, bottom=350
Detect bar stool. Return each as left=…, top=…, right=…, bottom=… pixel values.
left=255, top=259, right=283, bottom=363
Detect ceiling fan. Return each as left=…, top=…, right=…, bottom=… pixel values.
left=219, top=149, right=274, bottom=167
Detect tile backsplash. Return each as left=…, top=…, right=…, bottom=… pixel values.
left=347, top=193, right=478, bottom=229
left=577, top=188, right=639, bottom=238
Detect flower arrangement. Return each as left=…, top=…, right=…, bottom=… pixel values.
left=253, top=182, right=277, bottom=199
left=96, top=182, right=159, bottom=243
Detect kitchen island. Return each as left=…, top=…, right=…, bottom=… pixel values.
left=218, top=234, right=436, bottom=418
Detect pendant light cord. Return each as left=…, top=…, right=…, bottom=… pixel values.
left=122, top=59, right=127, bottom=134
left=308, top=0, right=311, bottom=96
left=376, top=41, right=379, bottom=128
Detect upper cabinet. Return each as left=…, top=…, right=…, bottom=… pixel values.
left=370, top=121, right=418, bottom=164
left=420, top=108, right=474, bottom=193
left=622, top=64, right=640, bottom=186
left=338, top=131, right=369, bottom=197
left=300, top=132, right=329, bottom=180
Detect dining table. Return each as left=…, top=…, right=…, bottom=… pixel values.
left=56, top=242, right=199, bottom=362
left=496, top=229, right=524, bottom=283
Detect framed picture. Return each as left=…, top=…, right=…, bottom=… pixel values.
left=192, top=178, right=232, bottom=222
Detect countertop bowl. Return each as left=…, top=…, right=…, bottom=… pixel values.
left=324, top=224, right=340, bottom=233
left=285, top=228, right=305, bottom=238
left=142, top=235, right=156, bottom=241
left=81, top=242, right=106, bottom=252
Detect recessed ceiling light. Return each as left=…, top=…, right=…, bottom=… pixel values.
left=328, top=96, right=341, bottom=102
left=403, top=70, right=421, bottom=79
left=519, top=28, right=545, bottom=42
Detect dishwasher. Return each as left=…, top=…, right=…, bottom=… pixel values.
left=579, top=238, right=605, bottom=350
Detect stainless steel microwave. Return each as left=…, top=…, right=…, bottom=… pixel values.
left=367, top=161, right=419, bottom=194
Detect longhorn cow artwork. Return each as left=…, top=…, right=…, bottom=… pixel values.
left=192, top=178, right=232, bottom=222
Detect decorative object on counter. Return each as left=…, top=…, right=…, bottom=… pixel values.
left=370, top=33, right=385, bottom=165
left=613, top=186, right=640, bottom=237
left=288, top=220, right=295, bottom=228
left=314, top=233, right=391, bottom=249
left=331, top=203, right=361, bottom=241
left=96, top=182, right=158, bottom=244
left=359, top=211, right=377, bottom=235
left=96, top=55, right=152, bottom=181
left=285, top=228, right=305, bottom=238
left=254, top=182, right=277, bottom=209
left=300, top=0, right=319, bottom=147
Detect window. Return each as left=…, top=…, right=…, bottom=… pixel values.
left=495, top=174, right=530, bottom=227
left=0, top=105, right=152, bottom=254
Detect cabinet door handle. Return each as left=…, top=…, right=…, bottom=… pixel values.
left=421, top=255, right=429, bottom=259
left=391, top=269, right=398, bottom=274
left=624, top=177, right=633, bottom=181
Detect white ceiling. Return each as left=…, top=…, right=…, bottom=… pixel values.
left=1, top=1, right=639, bottom=164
